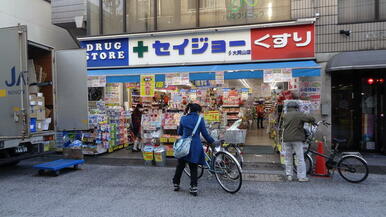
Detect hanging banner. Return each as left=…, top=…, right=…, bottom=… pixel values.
left=140, top=75, right=155, bottom=97
left=263, top=68, right=292, bottom=83
left=281, top=68, right=292, bottom=82
left=126, top=82, right=139, bottom=89
left=288, top=78, right=299, bottom=90
left=165, top=73, right=190, bottom=86
left=215, top=71, right=224, bottom=85
left=88, top=76, right=106, bottom=87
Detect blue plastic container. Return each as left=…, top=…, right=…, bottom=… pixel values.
left=30, top=118, right=37, bottom=132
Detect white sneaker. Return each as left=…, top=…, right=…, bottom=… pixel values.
left=287, top=176, right=293, bottom=181
left=298, top=177, right=309, bottom=182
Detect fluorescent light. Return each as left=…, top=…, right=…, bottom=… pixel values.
left=267, top=3, right=273, bottom=19
left=239, top=79, right=251, bottom=89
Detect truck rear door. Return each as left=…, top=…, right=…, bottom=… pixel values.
left=0, top=26, right=29, bottom=139
left=54, top=49, right=89, bottom=131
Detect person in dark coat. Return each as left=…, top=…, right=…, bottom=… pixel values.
left=131, top=104, right=143, bottom=152
left=173, top=103, right=219, bottom=196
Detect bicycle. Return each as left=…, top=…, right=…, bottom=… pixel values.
left=223, top=143, right=244, bottom=168
left=183, top=141, right=243, bottom=193
left=294, top=121, right=369, bottom=183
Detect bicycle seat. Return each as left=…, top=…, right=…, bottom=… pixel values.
left=333, top=138, right=347, bottom=144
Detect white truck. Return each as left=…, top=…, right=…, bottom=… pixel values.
left=0, top=25, right=89, bottom=166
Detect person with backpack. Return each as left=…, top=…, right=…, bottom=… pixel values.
left=172, top=103, right=219, bottom=196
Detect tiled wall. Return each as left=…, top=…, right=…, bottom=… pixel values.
left=292, top=0, right=386, bottom=53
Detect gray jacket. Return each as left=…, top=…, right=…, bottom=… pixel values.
left=282, top=108, right=315, bottom=142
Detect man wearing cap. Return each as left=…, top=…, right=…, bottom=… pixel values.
left=282, top=101, right=315, bottom=182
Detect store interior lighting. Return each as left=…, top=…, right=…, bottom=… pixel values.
left=239, top=79, right=251, bottom=88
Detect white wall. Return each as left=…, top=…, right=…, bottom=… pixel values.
left=0, top=0, right=77, bottom=50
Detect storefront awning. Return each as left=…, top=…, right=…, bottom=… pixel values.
left=88, top=60, right=320, bottom=83
left=326, top=50, right=386, bottom=72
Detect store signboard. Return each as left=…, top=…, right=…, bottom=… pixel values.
left=80, top=38, right=129, bottom=68
left=129, top=30, right=251, bottom=66
left=140, top=75, right=155, bottom=97
left=251, top=24, right=315, bottom=60
left=80, top=24, right=315, bottom=68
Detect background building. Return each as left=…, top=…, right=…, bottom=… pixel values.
left=0, top=0, right=77, bottom=49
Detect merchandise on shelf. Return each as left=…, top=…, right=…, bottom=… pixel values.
left=163, top=112, right=183, bottom=130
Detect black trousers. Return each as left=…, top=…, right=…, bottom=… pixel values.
left=257, top=117, right=264, bottom=128
left=173, top=159, right=198, bottom=187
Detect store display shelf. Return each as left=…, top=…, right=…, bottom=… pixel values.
left=108, top=143, right=129, bottom=153
left=222, top=105, right=240, bottom=108
left=227, top=118, right=239, bottom=121
left=226, top=111, right=240, bottom=114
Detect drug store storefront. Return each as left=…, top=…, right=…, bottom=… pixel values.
left=78, top=19, right=322, bottom=155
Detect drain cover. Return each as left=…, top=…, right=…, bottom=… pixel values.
left=242, top=173, right=284, bottom=182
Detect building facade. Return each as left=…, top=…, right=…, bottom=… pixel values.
left=0, top=0, right=77, bottom=50
left=52, top=0, right=386, bottom=154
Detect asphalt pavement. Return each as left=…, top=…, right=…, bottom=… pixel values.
left=0, top=158, right=385, bottom=217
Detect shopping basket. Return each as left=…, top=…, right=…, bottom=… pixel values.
left=224, top=129, right=247, bottom=144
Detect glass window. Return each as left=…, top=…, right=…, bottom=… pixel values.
left=103, top=0, right=124, bottom=34
left=126, top=0, right=156, bottom=33
left=338, top=0, right=376, bottom=23
left=199, top=0, right=290, bottom=28
left=380, top=0, right=386, bottom=20
left=88, top=0, right=100, bottom=35
left=157, top=0, right=197, bottom=31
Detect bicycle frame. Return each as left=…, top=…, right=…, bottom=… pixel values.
left=202, top=144, right=242, bottom=174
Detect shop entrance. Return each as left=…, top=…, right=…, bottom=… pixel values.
left=359, top=72, right=385, bottom=153
left=332, top=70, right=386, bottom=153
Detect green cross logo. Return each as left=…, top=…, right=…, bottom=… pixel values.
left=133, top=41, right=148, bottom=58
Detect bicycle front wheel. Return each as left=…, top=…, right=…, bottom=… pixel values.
left=337, top=155, right=369, bottom=183
left=225, top=144, right=244, bottom=168
left=183, top=164, right=204, bottom=179
left=214, top=151, right=242, bottom=193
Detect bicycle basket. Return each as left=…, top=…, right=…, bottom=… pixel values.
left=224, top=129, right=247, bottom=144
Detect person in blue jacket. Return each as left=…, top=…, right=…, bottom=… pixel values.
left=173, top=103, right=219, bottom=196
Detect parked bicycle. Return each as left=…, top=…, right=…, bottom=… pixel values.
left=184, top=141, right=243, bottom=193
left=294, top=120, right=369, bottom=183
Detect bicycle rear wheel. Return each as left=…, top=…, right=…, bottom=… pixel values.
left=293, top=153, right=313, bottom=175
left=214, top=151, right=242, bottom=194
left=337, top=155, right=369, bottom=183
left=184, top=164, right=204, bottom=179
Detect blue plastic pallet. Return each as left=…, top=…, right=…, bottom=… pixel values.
left=34, top=159, right=85, bottom=176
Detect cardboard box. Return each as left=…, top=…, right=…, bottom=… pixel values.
left=36, top=109, right=46, bottom=121
left=36, top=96, right=45, bottom=106
left=63, top=148, right=84, bottom=159
left=29, top=94, right=37, bottom=106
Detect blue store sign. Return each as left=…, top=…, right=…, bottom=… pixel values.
left=80, top=38, right=129, bottom=68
